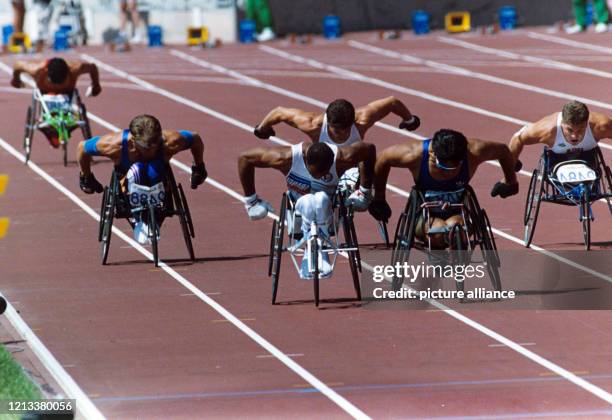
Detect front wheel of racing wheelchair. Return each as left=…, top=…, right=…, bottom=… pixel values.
left=268, top=190, right=361, bottom=307
left=391, top=186, right=501, bottom=297
left=98, top=165, right=195, bottom=266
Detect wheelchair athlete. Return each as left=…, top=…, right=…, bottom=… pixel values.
left=238, top=141, right=375, bottom=279
left=369, top=129, right=518, bottom=248
left=77, top=114, right=207, bottom=243
left=12, top=57, right=101, bottom=148
left=510, top=100, right=612, bottom=171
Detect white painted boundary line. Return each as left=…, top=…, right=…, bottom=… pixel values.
left=258, top=45, right=527, bottom=126
left=4, top=110, right=612, bottom=408
left=527, top=32, right=612, bottom=55
left=0, top=140, right=370, bottom=420
left=436, top=36, right=612, bottom=79
left=77, top=53, right=612, bottom=284
left=0, top=288, right=105, bottom=420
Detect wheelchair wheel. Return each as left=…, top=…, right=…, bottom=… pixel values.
left=175, top=182, right=195, bottom=261
left=61, top=140, right=68, bottom=167
left=312, top=233, right=320, bottom=307
left=270, top=193, right=287, bottom=304
left=98, top=186, right=109, bottom=242
left=449, top=224, right=466, bottom=298
left=480, top=209, right=502, bottom=291
left=524, top=166, right=544, bottom=248
left=100, top=175, right=117, bottom=265
left=149, top=205, right=160, bottom=267
left=580, top=191, right=591, bottom=251
left=23, top=106, right=34, bottom=164
left=79, top=102, right=93, bottom=140
left=340, top=199, right=361, bottom=301
left=392, top=191, right=419, bottom=290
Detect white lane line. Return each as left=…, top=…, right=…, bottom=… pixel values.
left=437, top=36, right=612, bottom=79
left=75, top=53, right=612, bottom=283
left=0, top=291, right=105, bottom=419
left=265, top=43, right=612, bottom=154
left=348, top=39, right=612, bottom=113
left=488, top=342, right=535, bottom=348
left=527, top=32, right=612, bottom=54
left=257, top=353, right=304, bottom=359
left=5, top=100, right=612, bottom=407
left=0, top=138, right=371, bottom=420
left=258, top=45, right=527, bottom=126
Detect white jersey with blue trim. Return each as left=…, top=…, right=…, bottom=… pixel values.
left=319, top=114, right=362, bottom=147
left=551, top=112, right=598, bottom=154
left=286, top=142, right=339, bottom=197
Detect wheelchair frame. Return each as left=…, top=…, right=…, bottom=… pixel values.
left=524, top=147, right=612, bottom=250
left=268, top=189, right=361, bottom=307
left=392, top=185, right=501, bottom=297
left=98, top=165, right=195, bottom=267
left=23, top=88, right=92, bottom=166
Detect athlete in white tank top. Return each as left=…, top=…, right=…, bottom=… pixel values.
left=551, top=112, right=598, bottom=154
left=286, top=142, right=339, bottom=197
left=319, top=114, right=362, bottom=147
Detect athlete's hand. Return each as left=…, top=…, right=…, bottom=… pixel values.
left=10, top=78, right=23, bottom=89
left=88, top=84, right=102, bottom=97
left=253, top=125, right=275, bottom=139
left=191, top=162, right=207, bottom=189
left=368, top=199, right=392, bottom=222
left=514, top=159, right=523, bottom=172
left=399, top=115, right=420, bottom=131
left=79, top=172, right=103, bottom=194
left=491, top=181, right=519, bottom=198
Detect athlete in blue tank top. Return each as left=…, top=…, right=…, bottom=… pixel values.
left=369, top=129, right=519, bottom=248
left=77, top=114, right=207, bottom=195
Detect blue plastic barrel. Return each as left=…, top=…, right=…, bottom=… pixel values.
left=323, top=15, right=341, bottom=39
left=2, top=25, right=13, bottom=46
left=411, top=10, right=430, bottom=35
left=239, top=19, right=256, bottom=43
left=499, top=6, right=517, bottom=30
left=148, top=25, right=163, bottom=47
left=586, top=1, right=594, bottom=26
left=53, top=30, right=69, bottom=51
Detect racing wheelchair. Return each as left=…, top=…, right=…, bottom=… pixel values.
left=98, top=165, right=195, bottom=267
left=524, top=147, right=612, bottom=250
left=268, top=189, right=361, bottom=307
left=23, top=88, right=92, bottom=166
left=391, top=185, right=501, bottom=296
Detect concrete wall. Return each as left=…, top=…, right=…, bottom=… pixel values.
left=267, top=0, right=574, bottom=35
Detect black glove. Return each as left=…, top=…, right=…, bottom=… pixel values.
left=514, top=159, right=523, bottom=173
left=368, top=200, right=392, bottom=222
left=491, top=182, right=519, bottom=198
left=191, top=162, right=208, bottom=189
left=79, top=172, right=103, bottom=194
left=253, top=125, right=275, bottom=139
left=399, top=115, right=420, bottom=131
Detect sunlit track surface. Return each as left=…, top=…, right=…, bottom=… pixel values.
left=0, top=28, right=611, bottom=419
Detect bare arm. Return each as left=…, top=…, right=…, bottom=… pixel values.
left=75, top=62, right=101, bottom=96
left=509, top=116, right=554, bottom=161
left=255, top=107, right=319, bottom=138
left=471, top=139, right=518, bottom=186
left=373, top=142, right=420, bottom=201
left=11, top=61, right=41, bottom=88
left=591, top=112, right=612, bottom=141
left=337, top=142, right=376, bottom=188
left=164, top=131, right=204, bottom=164
left=238, top=147, right=291, bottom=196
left=356, top=96, right=414, bottom=130
left=77, top=134, right=121, bottom=176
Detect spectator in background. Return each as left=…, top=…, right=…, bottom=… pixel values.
left=32, top=0, right=53, bottom=52
left=10, top=0, right=25, bottom=33
left=566, top=0, right=609, bottom=33
left=119, top=0, right=145, bottom=43
left=244, top=0, right=275, bottom=42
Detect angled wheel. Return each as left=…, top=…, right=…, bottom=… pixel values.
left=392, top=191, right=419, bottom=291
left=270, top=194, right=287, bottom=304
left=312, top=232, right=320, bottom=307
left=449, top=224, right=466, bottom=299
left=178, top=183, right=195, bottom=238
left=100, top=174, right=117, bottom=265
left=149, top=205, right=159, bottom=267
left=580, top=190, right=591, bottom=251
left=62, top=140, right=68, bottom=167
left=79, top=101, right=93, bottom=140
left=175, top=182, right=195, bottom=261
left=340, top=199, right=361, bottom=301
left=524, top=166, right=544, bottom=248
left=23, top=105, right=34, bottom=164
left=480, top=209, right=502, bottom=292
left=98, top=187, right=109, bottom=242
